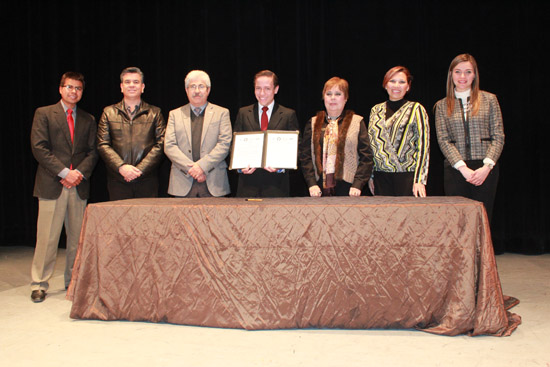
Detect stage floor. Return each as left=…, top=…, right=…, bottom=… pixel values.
left=1, top=246, right=549, bottom=367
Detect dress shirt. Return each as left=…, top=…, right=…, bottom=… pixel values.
left=58, top=100, right=79, bottom=179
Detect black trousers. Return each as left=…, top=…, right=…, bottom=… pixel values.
left=316, top=178, right=353, bottom=196
left=236, top=170, right=289, bottom=198
left=373, top=171, right=415, bottom=196
left=107, top=176, right=159, bottom=201
left=443, top=160, right=499, bottom=223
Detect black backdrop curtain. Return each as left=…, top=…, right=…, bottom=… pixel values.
left=1, top=0, right=548, bottom=254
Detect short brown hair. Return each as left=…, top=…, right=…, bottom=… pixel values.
left=254, top=70, right=279, bottom=87
left=322, top=77, right=349, bottom=99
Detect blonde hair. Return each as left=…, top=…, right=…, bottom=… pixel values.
left=445, top=53, right=480, bottom=116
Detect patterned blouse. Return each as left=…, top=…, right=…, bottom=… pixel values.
left=368, top=100, right=430, bottom=185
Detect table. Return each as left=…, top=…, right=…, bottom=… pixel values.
left=67, top=197, right=520, bottom=336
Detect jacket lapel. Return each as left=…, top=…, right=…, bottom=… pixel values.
left=73, top=110, right=87, bottom=152
left=55, top=102, right=73, bottom=148
left=267, top=103, right=281, bottom=130
left=250, top=104, right=260, bottom=131
left=181, top=105, right=192, bottom=147
left=201, top=104, right=213, bottom=144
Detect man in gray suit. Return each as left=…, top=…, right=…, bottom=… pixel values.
left=164, top=70, right=231, bottom=197
left=30, top=71, right=98, bottom=302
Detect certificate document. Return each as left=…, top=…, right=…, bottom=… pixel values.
left=229, top=130, right=299, bottom=170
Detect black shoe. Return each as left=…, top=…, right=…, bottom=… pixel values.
left=31, top=290, right=46, bottom=303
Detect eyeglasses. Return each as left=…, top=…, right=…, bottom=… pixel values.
left=187, top=84, right=207, bottom=90
left=62, top=85, right=83, bottom=92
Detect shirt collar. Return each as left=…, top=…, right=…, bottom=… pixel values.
left=60, top=100, right=77, bottom=114
left=258, top=100, right=275, bottom=111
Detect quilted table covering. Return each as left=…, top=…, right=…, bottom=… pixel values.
left=67, top=196, right=520, bottom=336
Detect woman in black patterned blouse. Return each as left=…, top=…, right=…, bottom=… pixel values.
left=367, top=66, right=430, bottom=197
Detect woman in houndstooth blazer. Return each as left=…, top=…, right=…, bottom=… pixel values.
left=435, top=54, right=505, bottom=223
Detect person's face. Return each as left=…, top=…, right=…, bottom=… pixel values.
left=186, top=78, right=210, bottom=107
left=254, top=76, right=279, bottom=107
left=120, top=72, right=145, bottom=100
left=59, top=78, right=84, bottom=109
left=385, top=72, right=409, bottom=101
left=452, top=61, right=475, bottom=92
left=324, top=85, right=347, bottom=116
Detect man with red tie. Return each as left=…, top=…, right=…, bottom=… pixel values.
left=29, top=72, right=98, bottom=302
left=233, top=70, right=300, bottom=197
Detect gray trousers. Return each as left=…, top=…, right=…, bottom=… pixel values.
left=31, top=187, right=86, bottom=291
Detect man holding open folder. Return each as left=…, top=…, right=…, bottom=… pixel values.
left=233, top=70, right=299, bottom=197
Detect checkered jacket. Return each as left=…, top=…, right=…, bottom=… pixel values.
left=435, top=91, right=504, bottom=166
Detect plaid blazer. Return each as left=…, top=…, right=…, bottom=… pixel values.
left=435, top=91, right=504, bottom=166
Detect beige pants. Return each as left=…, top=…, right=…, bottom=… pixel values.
left=31, top=187, right=86, bottom=291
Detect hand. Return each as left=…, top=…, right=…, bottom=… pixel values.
left=309, top=185, right=322, bottom=197
left=263, top=166, right=277, bottom=173
left=412, top=183, right=426, bottom=198
left=242, top=165, right=256, bottom=175
left=458, top=165, right=474, bottom=181
left=368, top=178, right=375, bottom=196
left=467, top=165, right=491, bottom=186
left=188, top=163, right=205, bottom=181
left=349, top=187, right=361, bottom=197
left=196, top=173, right=207, bottom=183
left=119, top=164, right=142, bottom=182
left=62, top=170, right=83, bottom=188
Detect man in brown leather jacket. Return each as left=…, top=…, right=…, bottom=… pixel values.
left=97, top=67, right=166, bottom=200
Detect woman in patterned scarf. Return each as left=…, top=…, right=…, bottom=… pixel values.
left=367, top=66, right=430, bottom=197
left=300, top=77, right=373, bottom=197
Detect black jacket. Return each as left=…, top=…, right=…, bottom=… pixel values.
left=97, top=100, right=166, bottom=181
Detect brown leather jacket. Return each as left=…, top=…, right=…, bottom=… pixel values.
left=97, top=100, right=166, bottom=181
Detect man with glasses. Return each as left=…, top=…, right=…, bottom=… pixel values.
left=164, top=70, right=232, bottom=197
left=30, top=71, right=98, bottom=302
left=97, top=67, right=166, bottom=200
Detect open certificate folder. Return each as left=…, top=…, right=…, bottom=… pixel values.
left=229, top=130, right=300, bottom=170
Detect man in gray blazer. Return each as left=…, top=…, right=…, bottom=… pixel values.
left=164, top=70, right=231, bottom=197
left=30, top=71, right=98, bottom=302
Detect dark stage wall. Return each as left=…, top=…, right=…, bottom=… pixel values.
left=1, top=0, right=548, bottom=253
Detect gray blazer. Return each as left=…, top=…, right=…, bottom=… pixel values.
left=435, top=91, right=504, bottom=166
left=30, top=102, right=98, bottom=200
left=164, top=102, right=232, bottom=197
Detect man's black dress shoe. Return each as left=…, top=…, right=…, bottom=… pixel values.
left=31, top=290, right=46, bottom=303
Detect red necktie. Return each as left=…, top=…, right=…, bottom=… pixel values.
left=67, top=109, right=74, bottom=169
left=261, top=106, right=268, bottom=131
left=67, top=109, right=75, bottom=143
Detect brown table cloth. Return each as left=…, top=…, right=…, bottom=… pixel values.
left=67, top=196, right=520, bottom=336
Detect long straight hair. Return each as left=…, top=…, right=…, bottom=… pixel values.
left=445, top=54, right=481, bottom=116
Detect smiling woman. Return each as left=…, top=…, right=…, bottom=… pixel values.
left=434, top=54, right=505, bottom=232
left=299, top=77, right=374, bottom=197
left=367, top=66, right=430, bottom=198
